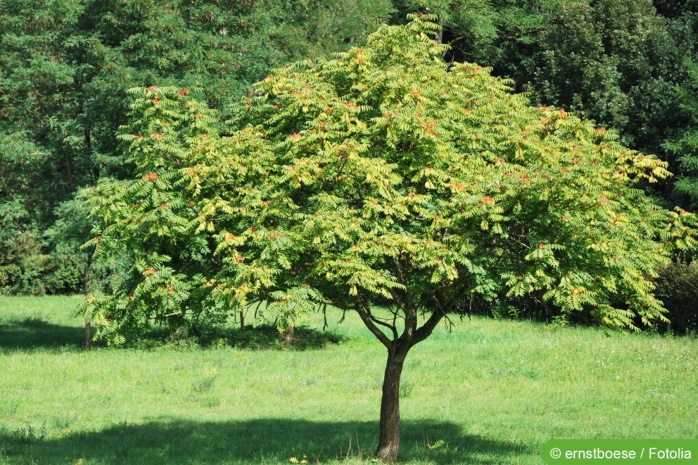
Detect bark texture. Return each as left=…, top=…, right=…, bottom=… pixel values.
left=376, top=344, right=409, bottom=461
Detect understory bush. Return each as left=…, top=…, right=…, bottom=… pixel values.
left=653, top=261, right=698, bottom=335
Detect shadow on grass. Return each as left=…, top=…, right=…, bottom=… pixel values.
left=0, top=319, right=344, bottom=352
left=0, top=418, right=530, bottom=464
left=205, top=324, right=346, bottom=350
left=134, top=324, right=346, bottom=351
left=0, top=318, right=84, bottom=352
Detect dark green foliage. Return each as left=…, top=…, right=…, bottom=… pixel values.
left=653, top=261, right=698, bottom=334
left=653, top=0, right=698, bottom=18
left=532, top=2, right=628, bottom=126
left=0, top=0, right=92, bottom=198
left=665, top=60, right=698, bottom=209
left=269, top=0, right=395, bottom=61
left=523, top=0, right=692, bottom=156
left=42, top=199, right=93, bottom=294
left=0, top=200, right=45, bottom=295
left=0, top=0, right=392, bottom=296
left=395, top=0, right=697, bottom=206
left=0, top=133, right=51, bottom=295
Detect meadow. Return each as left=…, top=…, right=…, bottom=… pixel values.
left=0, top=296, right=696, bottom=464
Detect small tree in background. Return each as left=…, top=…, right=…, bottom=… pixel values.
left=84, top=17, right=697, bottom=461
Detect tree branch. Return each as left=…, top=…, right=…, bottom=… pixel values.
left=401, top=304, right=418, bottom=344
left=355, top=302, right=394, bottom=349
left=367, top=305, right=399, bottom=340
left=412, top=307, right=445, bottom=346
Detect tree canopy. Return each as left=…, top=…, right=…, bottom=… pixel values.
left=84, top=17, right=697, bottom=460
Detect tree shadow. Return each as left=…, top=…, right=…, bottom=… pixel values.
left=210, top=324, right=346, bottom=350
left=0, top=319, right=344, bottom=352
left=132, top=323, right=346, bottom=351
left=0, top=318, right=84, bottom=352
left=0, top=418, right=530, bottom=464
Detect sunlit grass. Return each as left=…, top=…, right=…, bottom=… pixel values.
left=0, top=296, right=696, bottom=464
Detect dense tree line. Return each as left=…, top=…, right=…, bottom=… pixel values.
left=2, top=0, right=697, bottom=329
left=0, top=0, right=393, bottom=294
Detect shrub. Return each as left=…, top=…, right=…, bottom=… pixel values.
left=653, top=261, right=698, bottom=335
left=0, top=200, right=46, bottom=295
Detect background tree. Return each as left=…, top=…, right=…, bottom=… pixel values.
left=0, top=0, right=392, bottom=296
left=0, top=0, right=89, bottom=223
left=0, top=133, right=50, bottom=294
left=665, top=60, right=698, bottom=210
left=84, top=18, right=697, bottom=460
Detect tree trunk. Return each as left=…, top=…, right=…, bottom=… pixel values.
left=85, top=318, right=91, bottom=350
left=281, top=324, right=295, bottom=344
left=355, top=300, right=444, bottom=462
left=82, top=260, right=89, bottom=295
left=376, top=346, right=408, bottom=461
left=63, top=145, right=75, bottom=193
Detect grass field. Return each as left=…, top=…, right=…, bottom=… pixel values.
left=0, top=296, right=696, bottom=464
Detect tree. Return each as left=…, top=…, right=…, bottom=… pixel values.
left=84, top=18, right=697, bottom=460
left=665, top=60, right=698, bottom=209
left=270, top=0, right=395, bottom=61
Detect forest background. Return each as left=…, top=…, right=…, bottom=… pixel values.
left=1, top=0, right=697, bottom=332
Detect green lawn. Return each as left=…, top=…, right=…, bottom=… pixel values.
left=0, top=296, right=696, bottom=464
